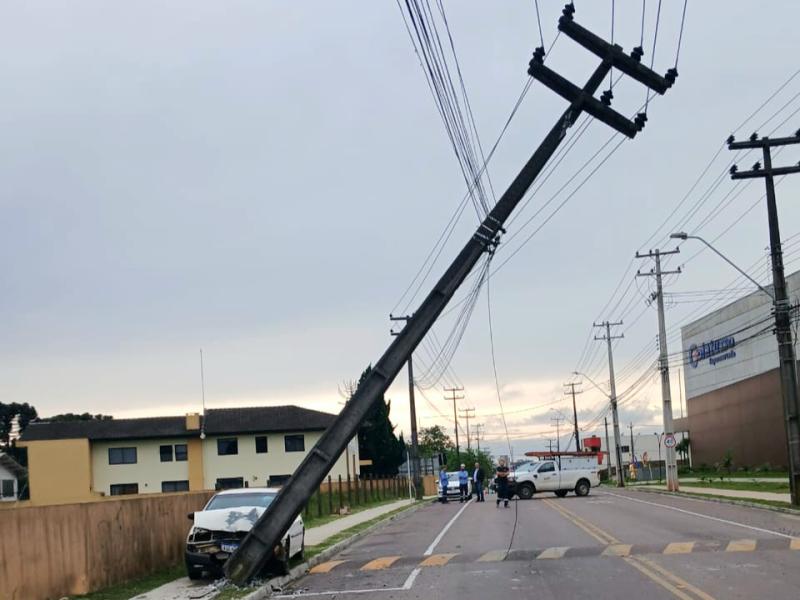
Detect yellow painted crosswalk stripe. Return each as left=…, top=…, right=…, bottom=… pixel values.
left=477, top=549, right=508, bottom=562
left=602, top=544, right=632, bottom=557
left=663, top=542, right=695, bottom=555
left=309, top=560, right=346, bottom=574
left=537, top=546, right=569, bottom=560
left=420, top=553, right=457, bottom=567
left=361, top=556, right=401, bottom=571
left=726, top=539, right=757, bottom=552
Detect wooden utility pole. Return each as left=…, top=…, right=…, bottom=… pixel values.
left=594, top=321, right=625, bottom=487
left=729, top=130, right=800, bottom=506
left=445, top=387, right=465, bottom=463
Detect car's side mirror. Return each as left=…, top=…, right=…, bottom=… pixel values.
left=187, top=512, right=195, bottom=521
left=533, top=474, right=538, bottom=479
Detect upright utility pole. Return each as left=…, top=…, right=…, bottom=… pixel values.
left=594, top=321, right=625, bottom=487
left=458, top=407, right=476, bottom=451
left=472, top=424, right=484, bottom=452
left=444, top=387, right=464, bottom=463
left=729, top=130, right=800, bottom=506
left=636, top=247, right=681, bottom=491
left=604, top=417, right=613, bottom=481
left=225, top=6, right=675, bottom=581
left=390, top=314, right=421, bottom=499
left=564, top=382, right=583, bottom=451
left=629, top=423, right=635, bottom=463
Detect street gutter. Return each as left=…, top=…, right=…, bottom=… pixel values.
left=633, top=486, right=800, bottom=516
left=235, top=500, right=424, bottom=600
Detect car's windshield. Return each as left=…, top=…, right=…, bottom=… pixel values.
left=447, top=473, right=460, bottom=480
left=205, top=492, right=276, bottom=511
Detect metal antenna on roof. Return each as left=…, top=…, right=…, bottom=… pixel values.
left=199, top=348, right=207, bottom=440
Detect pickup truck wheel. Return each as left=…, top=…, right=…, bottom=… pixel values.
left=186, top=562, right=204, bottom=580
left=517, top=482, right=535, bottom=500
left=575, top=479, right=590, bottom=497
left=554, top=490, right=568, bottom=498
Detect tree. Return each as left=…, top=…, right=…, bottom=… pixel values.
left=353, top=366, right=405, bottom=475
left=418, top=425, right=454, bottom=457
left=675, top=436, right=690, bottom=463
left=47, top=413, right=113, bottom=422
left=444, top=447, right=494, bottom=477
left=0, top=402, right=38, bottom=445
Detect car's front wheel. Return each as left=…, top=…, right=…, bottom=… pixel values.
left=517, top=482, right=535, bottom=500
left=186, top=560, right=204, bottom=581
left=575, top=479, right=591, bottom=497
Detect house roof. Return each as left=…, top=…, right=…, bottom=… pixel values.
left=19, top=406, right=335, bottom=442
left=0, top=452, right=27, bottom=478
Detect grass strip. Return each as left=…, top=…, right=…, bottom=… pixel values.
left=69, top=564, right=185, bottom=600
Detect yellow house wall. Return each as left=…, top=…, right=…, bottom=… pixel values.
left=23, top=439, right=94, bottom=505
left=91, top=438, right=191, bottom=495
left=202, top=431, right=358, bottom=488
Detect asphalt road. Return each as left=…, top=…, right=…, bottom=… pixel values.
left=276, top=488, right=800, bottom=600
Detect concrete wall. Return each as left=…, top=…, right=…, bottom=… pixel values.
left=0, top=463, right=18, bottom=501
left=91, top=438, right=191, bottom=495
left=22, top=439, right=95, bottom=505
left=684, top=367, right=789, bottom=469
left=201, top=431, right=357, bottom=488
left=0, top=491, right=213, bottom=599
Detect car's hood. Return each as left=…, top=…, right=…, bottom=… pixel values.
left=194, top=506, right=265, bottom=533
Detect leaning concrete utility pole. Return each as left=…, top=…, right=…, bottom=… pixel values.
left=390, top=314, right=421, bottom=499
left=595, top=321, right=625, bottom=487
left=564, top=382, right=583, bottom=451
left=728, top=130, right=800, bottom=506
left=636, top=247, right=681, bottom=492
left=224, top=5, right=675, bottom=582
left=445, top=387, right=464, bottom=462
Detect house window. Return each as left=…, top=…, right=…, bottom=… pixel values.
left=161, top=480, right=190, bottom=493
left=217, top=438, right=239, bottom=456
left=1, top=480, right=14, bottom=498
left=175, top=444, right=188, bottom=461
left=108, top=447, right=137, bottom=465
left=159, top=445, right=173, bottom=462
left=255, top=436, right=268, bottom=454
left=620, top=445, right=630, bottom=454
left=110, top=483, right=139, bottom=496
left=268, top=474, right=291, bottom=487
left=284, top=434, right=305, bottom=452
left=216, top=477, right=244, bottom=490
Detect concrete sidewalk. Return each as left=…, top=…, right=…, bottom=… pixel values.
left=648, top=484, right=790, bottom=503
left=304, top=498, right=414, bottom=545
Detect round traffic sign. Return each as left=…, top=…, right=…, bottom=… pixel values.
left=664, top=434, right=677, bottom=448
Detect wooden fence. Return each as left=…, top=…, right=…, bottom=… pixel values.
left=304, top=475, right=412, bottom=519
left=0, top=490, right=213, bottom=600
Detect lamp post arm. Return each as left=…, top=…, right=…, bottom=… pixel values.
left=687, top=235, right=775, bottom=300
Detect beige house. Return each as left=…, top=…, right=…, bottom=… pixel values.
left=19, top=406, right=358, bottom=505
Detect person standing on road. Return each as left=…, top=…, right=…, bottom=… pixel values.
left=473, top=462, right=485, bottom=502
left=439, top=466, right=450, bottom=503
left=457, top=464, right=469, bottom=503
left=495, top=459, right=510, bottom=508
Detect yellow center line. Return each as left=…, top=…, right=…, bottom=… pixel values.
left=542, top=498, right=715, bottom=600
left=360, top=556, right=401, bottom=571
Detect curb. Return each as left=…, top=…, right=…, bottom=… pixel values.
left=237, top=501, right=423, bottom=599
left=633, top=486, right=800, bottom=515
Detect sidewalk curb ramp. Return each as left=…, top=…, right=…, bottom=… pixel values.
left=634, top=486, right=800, bottom=516
left=238, top=501, right=423, bottom=599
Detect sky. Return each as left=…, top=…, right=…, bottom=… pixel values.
left=2, top=1, right=800, bottom=460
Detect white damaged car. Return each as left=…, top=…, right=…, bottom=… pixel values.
left=185, top=487, right=305, bottom=579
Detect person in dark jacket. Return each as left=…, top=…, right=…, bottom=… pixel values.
left=495, top=458, right=510, bottom=508
left=472, top=462, right=486, bottom=502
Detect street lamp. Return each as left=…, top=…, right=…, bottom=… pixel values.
left=572, top=371, right=611, bottom=400
left=669, top=232, right=774, bottom=299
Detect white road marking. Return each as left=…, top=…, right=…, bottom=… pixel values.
left=424, top=498, right=473, bottom=555
left=402, top=567, right=421, bottom=589
left=607, top=491, right=795, bottom=539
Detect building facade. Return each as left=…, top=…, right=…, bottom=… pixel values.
left=678, top=270, right=800, bottom=469
left=0, top=452, right=26, bottom=501
left=19, top=406, right=358, bottom=505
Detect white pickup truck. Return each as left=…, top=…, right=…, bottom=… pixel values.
left=509, top=460, right=599, bottom=499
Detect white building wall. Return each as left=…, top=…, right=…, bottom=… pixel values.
left=201, top=431, right=358, bottom=489
left=91, top=438, right=190, bottom=495
left=0, top=463, right=18, bottom=501
left=680, top=270, right=800, bottom=400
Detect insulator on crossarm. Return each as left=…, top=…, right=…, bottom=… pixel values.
left=726, top=134, right=735, bottom=146
left=532, top=46, right=545, bottom=65
left=634, top=112, right=648, bottom=131
left=600, top=89, right=613, bottom=106
left=729, top=164, right=738, bottom=175
left=562, top=3, right=575, bottom=19
left=752, top=161, right=761, bottom=171
left=665, top=68, right=678, bottom=86
left=631, top=46, right=644, bottom=63
left=749, top=132, right=759, bottom=142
